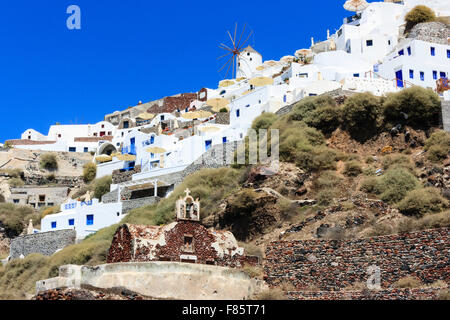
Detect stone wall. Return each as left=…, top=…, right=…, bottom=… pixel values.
left=286, top=287, right=447, bottom=300
left=215, top=112, right=230, bottom=125
left=121, top=196, right=160, bottom=214
left=442, top=100, right=450, bottom=133
left=10, top=229, right=76, bottom=259
left=112, top=165, right=141, bottom=184
left=408, top=22, right=450, bottom=45
left=264, top=228, right=449, bottom=291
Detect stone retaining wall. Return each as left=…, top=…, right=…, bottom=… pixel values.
left=10, top=229, right=76, bottom=259
left=112, top=165, right=141, bottom=184
left=265, top=228, right=449, bottom=291
left=286, top=287, right=447, bottom=300
left=121, top=196, right=160, bottom=214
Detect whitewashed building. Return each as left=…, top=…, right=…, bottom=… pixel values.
left=40, top=198, right=123, bottom=240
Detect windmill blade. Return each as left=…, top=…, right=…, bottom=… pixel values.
left=218, top=55, right=233, bottom=73
left=238, top=29, right=254, bottom=50
left=219, top=43, right=233, bottom=52
left=224, top=56, right=233, bottom=79
left=217, top=51, right=232, bottom=60
left=236, top=23, right=247, bottom=49
left=232, top=54, right=235, bottom=79
left=234, top=23, right=237, bottom=50
left=227, top=30, right=235, bottom=48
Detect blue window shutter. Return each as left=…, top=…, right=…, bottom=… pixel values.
left=420, top=72, right=424, bottom=81
left=431, top=47, right=435, bottom=56
left=409, top=70, right=414, bottom=79
left=433, top=71, right=438, bottom=80
left=236, top=109, right=240, bottom=117
left=86, top=215, right=94, bottom=226
left=51, top=221, right=57, bottom=229
left=398, top=49, right=404, bottom=56
left=407, top=47, right=411, bottom=55
left=68, top=219, right=74, bottom=226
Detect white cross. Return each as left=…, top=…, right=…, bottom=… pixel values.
left=184, top=188, right=191, bottom=197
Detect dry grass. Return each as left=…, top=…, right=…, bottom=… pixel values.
left=241, top=264, right=264, bottom=279
left=394, top=276, right=423, bottom=289
left=253, top=288, right=287, bottom=300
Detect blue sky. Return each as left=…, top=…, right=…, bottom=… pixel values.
left=0, top=0, right=352, bottom=142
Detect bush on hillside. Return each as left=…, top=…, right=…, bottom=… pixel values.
left=289, top=95, right=336, bottom=122
left=304, top=105, right=341, bottom=135
left=296, top=147, right=338, bottom=172
left=341, top=93, right=383, bottom=141
left=278, top=125, right=325, bottom=163
left=383, top=86, right=441, bottom=128
left=343, top=160, right=363, bottom=177
left=378, top=167, right=420, bottom=203
left=92, top=176, right=112, bottom=200
left=83, top=163, right=97, bottom=183
left=382, top=154, right=415, bottom=172
left=313, top=170, right=343, bottom=190
left=8, top=178, right=24, bottom=188
left=39, top=153, right=58, bottom=171
left=424, top=130, right=450, bottom=162
left=0, top=203, right=36, bottom=237
left=397, top=188, right=448, bottom=217
left=405, top=5, right=436, bottom=32
left=251, top=112, right=278, bottom=131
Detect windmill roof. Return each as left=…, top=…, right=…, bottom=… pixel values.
left=243, top=45, right=261, bottom=56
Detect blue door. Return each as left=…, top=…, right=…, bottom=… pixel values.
left=395, top=70, right=403, bottom=88
left=130, top=138, right=136, bottom=154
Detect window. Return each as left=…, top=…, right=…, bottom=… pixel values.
left=222, top=137, right=227, bottom=143
left=299, top=73, right=308, bottom=78
left=69, top=147, right=76, bottom=152
left=47, top=203, right=54, bottom=207
left=220, top=90, right=226, bottom=95
left=160, top=115, right=165, bottom=121
left=205, top=140, right=212, bottom=151
left=388, top=40, right=391, bottom=45
left=366, top=40, right=373, bottom=46
left=150, top=136, right=155, bottom=144
left=398, top=49, right=404, bottom=56
left=433, top=71, right=438, bottom=80
left=283, top=95, right=287, bottom=102
left=28, top=136, right=31, bottom=140
left=236, top=109, right=240, bottom=117
left=183, top=235, right=194, bottom=252
left=353, top=73, right=360, bottom=77
left=245, top=104, right=250, bottom=108
left=94, top=133, right=98, bottom=137
left=409, top=69, right=414, bottom=79
left=108, top=131, right=112, bottom=136
left=407, top=47, right=411, bottom=56
left=447, top=50, right=450, bottom=58
left=86, top=214, right=94, bottom=226
left=51, top=221, right=57, bottom=229
left=430, top=47, right=435, bottom=56
left=420, top=72, right=425, bottom=81
left=39, top=195, right=45, bottom=202
left=58, top=134, right=62, bottom=138
left=13, top=199, right=19, bottom=204
left=101, top=124, right=105, bottom=129
left=84, top=147, right=88, bottom=153
left=68, top=219, right=74, bottom=226
left=440, top=72, right=447, bottom=79
left=123, top=121, right=129, bottom=129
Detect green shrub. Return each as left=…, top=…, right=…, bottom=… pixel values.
left=0, top=203, right=35, bottom=236
left=343, top=160, right=363, bottom=177
left=40, top=206, right=60, bottom=219
left=92, top=176, right=112, bottom=200
left=317, top=189, right=337, bottom=206
left=289, top=95, right=336, bottom=122
left=251, top=112, right=278, bottom=131
left=383, top=86, right=441, bottom=128
left=219, top=107, right=228, bottom=113
left=382, top=154, right=415, bottom=172
left=8, top=178, right=24, bottom=188
left=39, top=153, right=58, bottom=170
left=296, top=147, right=338, bottom=172
left=405, top=5, right=436, bottom=32
left=360, top=177, right=381, bottom=194
left=341, top=93, right=383, bottom=141
left=305, top=105, right=341, bottom=135
left=314, top=171, right=343, bottom=190
left=378, top=167, right=420, bottom=203
left=397, top=188, right=448, bottom=217
left=83, top=163, right=97, bottom=183
left=424, top=130, right=450, bottom=162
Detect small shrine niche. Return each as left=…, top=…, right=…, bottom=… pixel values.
left=176, top=188, right=200, bottom=221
